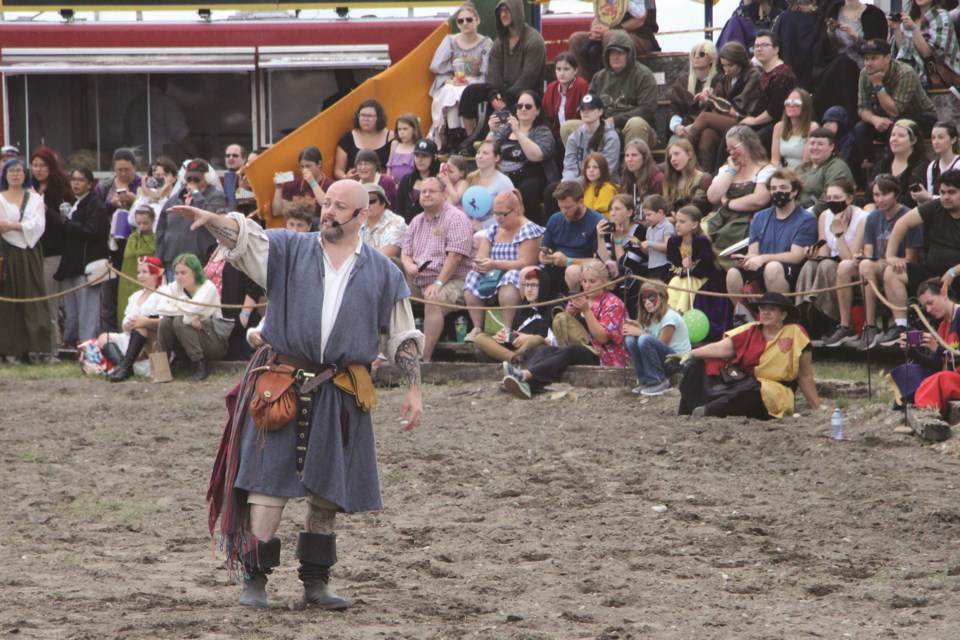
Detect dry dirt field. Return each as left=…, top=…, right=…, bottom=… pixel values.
left=3, top=368, right=960, bottom=640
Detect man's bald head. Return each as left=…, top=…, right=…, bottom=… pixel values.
left=329, top=179, right=368, bottom=209
left=321, top=179, right=369, bottom=242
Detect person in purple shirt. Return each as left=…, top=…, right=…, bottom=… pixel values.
left=727, top=168, right=817, bottom=296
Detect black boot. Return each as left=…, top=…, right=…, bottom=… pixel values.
left=238, top=537, right=281, bottom=609
left=101, top=342, right=124, bottom=367
left=189, top=359, right=210, bottom=381
left=296, top=532, right=348, bottom=610
left=108, top=332, right=147, bottom=382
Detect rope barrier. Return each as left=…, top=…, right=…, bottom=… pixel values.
left=0, top=270, right=111, bottom=303
left=866, top=279, right=960, bottom=358
left=543, top=25, right=721, bottom=47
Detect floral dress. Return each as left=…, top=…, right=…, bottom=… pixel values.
left=463, top=220, right=543, bottom=299
left=583, top=291, right=629, bottom=367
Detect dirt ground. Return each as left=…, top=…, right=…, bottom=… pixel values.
left=3, top=369, right=960, bottom=640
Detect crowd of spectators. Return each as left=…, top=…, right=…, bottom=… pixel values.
left=2, top=0, right=960, bottom=421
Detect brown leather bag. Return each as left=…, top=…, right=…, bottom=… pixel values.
left=250, top=364, right=297, bottom=431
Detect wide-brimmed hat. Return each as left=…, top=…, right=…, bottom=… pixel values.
left=755, top=291, right=799, bottom=324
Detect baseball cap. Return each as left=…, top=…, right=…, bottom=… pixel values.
left=364, top=182, right=387, bottom=203
left=185, top=158, right=209, bottom=176
left=414, top=138, right=438, bottom=156
left=1, top=145, right=20, bottom=157
left=860, top=38, right=890, bottom=56
left=580, top=94, right=604, bottom=111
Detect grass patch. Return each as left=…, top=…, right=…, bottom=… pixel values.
left=0, top=361, right=83, bottom=380
left=20, top=448, right=70, bottom=464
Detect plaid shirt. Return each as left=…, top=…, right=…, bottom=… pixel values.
left=402, top=202, right=475, bottom=288
left=857, top=59, right=936, bottom=119
left=360, top=208, right=407, bottom=251
left=894, top=7, right=960, bottom=86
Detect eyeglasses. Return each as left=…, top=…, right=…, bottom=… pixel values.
left=754, top=42, right=773, bottom=49
left=642, top=293, right=659, bottom=304
left=457, top=16, right=474, bottom=24
left=493, top=209, right=513, bottom=218
left=5, top=168, right=24, bottom=174
left=522, top=282, right=540, bottom=288
left=784, top=99, right=803, bottom=107
left=727, top=141, right=743, bottom=153
left=185, top=176, right=203, bottom=184
left=516, top=103, right=536, bottom=111
left=358, top=112, right=377, bottom=119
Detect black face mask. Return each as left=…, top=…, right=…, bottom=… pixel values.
left=826, top=200, right=847, bottom=214
left=770, top=191, right=793, bottom=208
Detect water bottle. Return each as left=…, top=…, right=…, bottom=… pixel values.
left=831, top=408, right=843, bottom=441
left=454, top=316, right=469, bottom=343
left=414, top=317, right=423, bottom=333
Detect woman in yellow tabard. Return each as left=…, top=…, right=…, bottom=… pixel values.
left=675, top=292, right=820, bottom=419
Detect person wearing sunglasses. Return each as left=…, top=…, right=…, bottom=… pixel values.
left=771, top=89, right=817, bottom=170
left=428, top=2, right=493, bottom=145
left=667, top=41, right=718, bottom=145
left=221, top=144, right=246, bottom=210
left=157, top=158, right=227, bottom=277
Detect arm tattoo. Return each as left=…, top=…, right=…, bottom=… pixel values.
left=214, top=226, right=239, bottom=242
left=396, top=338, right=421, bottom=388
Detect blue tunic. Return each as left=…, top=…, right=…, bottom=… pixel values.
left=234, top=229, right=410, bottom=512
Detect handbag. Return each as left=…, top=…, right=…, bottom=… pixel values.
left=475, top=268, right=504, bottom=297
left=719, top=364, right=747, bottom=385
left=84, top=258, right=118, bottom=285
left=212, top=317, right=236, bottom=341
left=250, top=363, right=298, bottom=431
left=922, top=26, right=960, bottom=89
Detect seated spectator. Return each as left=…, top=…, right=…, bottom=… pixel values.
left=355, top=149, right=399, bottom=212
left=738, top=30, right=797, bottom=150
left=281, top=200, right=314, bottom=233
left=772, top=89, right=817, bottom=169
left=677, top=291, right=820, bottom=418
left=561, top=94, right=620, bottom=181
left=100, top=256, right=164, bottom=382
left=717, top=0, right=788, bottom=51
left=156, top=253, right=229, bottom=381
left=624, top=280, right=691, bottom=396
left=501, top=259, right=628, bottom=399
left=619, top=138, right=663, bottom=207
left=204, top=241, right=264, bottom=361
left=705, top=126, right=776, bottom=252
left=640, top=194, right=675, bottom=283
left=55, top=166, right=111, bottom=345
left=772, top=0, right=824, bottom=91
left=663, top=139, right=711, bottom=215
left=428, top=2, right=493, bottom=147
left=853, top=38, right=937, bottom=182
left=821, top=106, right=856, bottom=168
left=569, top=0, right=660, bottom=80
left=394, top=139, right=439, bottom=223
left=586, top=32, right=658, bottom=150
left=892, top=0, right=960, bottom=88
left=465, top=140, right=515, bottom=226
left=400, top=177, right=474, bottom=362
left=334, top=99, right=394, bottom=179
left=581, top=153, right=618, bottom=218
left=157, top=159, right=227, bottom=273
left=912, top=122, right=960, bottom=205
left=865, top=119, right=927, bottom=211
left=797, top=178, right=868, bottom=339
left=542, top=53, right=589, bottom=142
left=488, top=90, right=558, bottom=224
left=597, top=195, right=646, bottom=313
left=272, top=146, right=335, bottom=223
left=387, top=113, right=421, bottom=183
left=680, top=41, right=760, bottom=173
left=797, top=128, right=855, bottom=214
left=888, top=278, right=960, bottom=409
left=119, top=207, right=158, bottom=311
left=813, top=0, right=887, bottom=123
left=832, top=176, right=923, bottom=350
left=538, top=180, right=605, bottom=297
left=462, top=189, right=543, bottom=342
left=458, top=0, right=546, bottom=136
left=726, top=168, right=818, bottom=297
left=438, top=155, right=470, bottom=210
left=666, top=206, right=731, bottom=341
left=882, top=170, right=960, bottom=346
left=667, top=41, right=720, bottom=144
left=474, top=268, right=551, bottom=363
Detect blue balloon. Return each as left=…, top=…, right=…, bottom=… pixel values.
left=462, top=185, right=492, bottom=219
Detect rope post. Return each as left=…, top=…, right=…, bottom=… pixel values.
left=860, top=279, right=872, bottom=401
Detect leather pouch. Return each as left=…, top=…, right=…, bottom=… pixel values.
left=250, top=364, right=297, bottom=431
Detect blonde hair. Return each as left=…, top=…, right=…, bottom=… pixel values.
left=688, top=41, right=718, bottom=94
left=663, top=139, right=702, bottom=209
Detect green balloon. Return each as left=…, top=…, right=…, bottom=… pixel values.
left=683, top=309, right=710, bottom=343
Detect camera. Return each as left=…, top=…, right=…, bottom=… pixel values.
left=889, top=12, right=901, bottom=21
left=906, top=330, right=925, bottom=347
left=494, top=110, right=510, bottom=124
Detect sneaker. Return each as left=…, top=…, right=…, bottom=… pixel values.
left=691, top=406, right=708, bottom=417
left=503, top=361, right=524, bottom=379
left=823, top=325, right=857, bottom=347
left=856, top=325, right=880, bottom=351
left=640, top=379, right=671, bottom=396
left=502, top=374, right=531, bottom=400
left=631, top=385, right=645, bottom=394
left=463, top=327, right=482, bottom=343
left=878, top=325, right=907, bottom=347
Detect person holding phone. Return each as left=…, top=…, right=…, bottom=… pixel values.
left=726, top=168, right=817, bottom=299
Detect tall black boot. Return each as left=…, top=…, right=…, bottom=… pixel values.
left=238, top=537, right=281, bottom=609
left=101, top=342, right=124, bottom=367
left=296, top=532, right=348, bottom=610
left=189, top=359, right=210, bottom=381
left=108, top=332, right=147, bottom=382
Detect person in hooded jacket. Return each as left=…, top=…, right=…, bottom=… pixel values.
left=458, top=0, right=546, bottom=137
left=568, top=0, right=661, bottom=81
left=821, top=105, right=856, bottom=168
left=560, top=31, right=658, bottom=151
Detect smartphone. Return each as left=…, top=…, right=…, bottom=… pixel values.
left=889, top=12, right=901, bottom=21
left=906, top=330, right=925, bottom=347
left=416, top=260, right=433, bottom=273
left=116, top=188, right=127, bottom=195
left=275, top=170, right=295, bottom=184
left=729, top=253, right=746, bottom=261
left=439, top=162, right=448, bottom=174
left=495, top=110, right=510, bottom=124
left=812, top=239, right=827, bottom=251
left=909, top=183, right=923, bottom=193
left=540, top=247, right=554, bottom=255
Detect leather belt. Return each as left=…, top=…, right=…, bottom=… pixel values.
left=274, top=353, right=337, bottom=478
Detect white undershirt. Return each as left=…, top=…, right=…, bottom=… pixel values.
left=319, top=236, right=362, bottom=361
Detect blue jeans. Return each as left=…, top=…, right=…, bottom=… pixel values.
left=625, top=334, right=675, bottom=386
